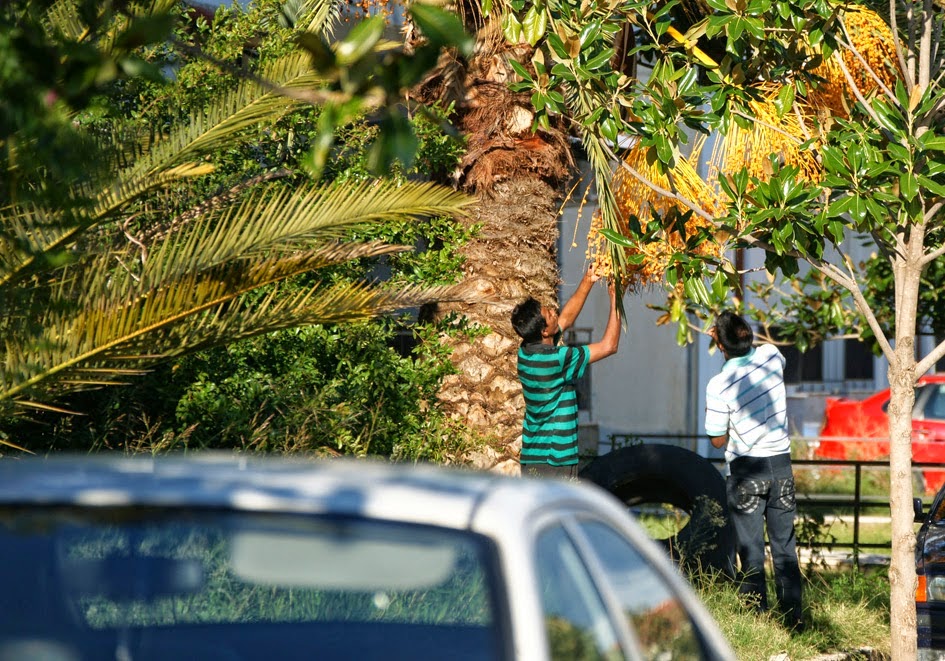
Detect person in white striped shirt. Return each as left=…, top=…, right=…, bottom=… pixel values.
left=705, top=310, right=803, bottom=632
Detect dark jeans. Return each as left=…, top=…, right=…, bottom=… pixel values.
left=727, top=453, right=803, bottom=625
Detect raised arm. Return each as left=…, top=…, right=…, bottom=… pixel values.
left=558, top=268, right=598, bottom=332
left=588, top=282, right=620, bottom=364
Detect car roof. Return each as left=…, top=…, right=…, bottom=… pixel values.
left=0, top=454, right=614, bottom=531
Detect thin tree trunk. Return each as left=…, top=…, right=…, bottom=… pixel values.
left=888, top=264, right=920, bottom=660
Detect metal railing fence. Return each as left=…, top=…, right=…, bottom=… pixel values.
left=595, top=433, right=943, bottom=564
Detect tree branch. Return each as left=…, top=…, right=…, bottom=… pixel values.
left=890, top=0, right=911, bottom=84
left=834, top=50, right=888, bottom=129
left=920, top=0, right=933, bottom=87
left=916, top=337, right=945, bottom=375
left=836, top=19, right=897, bottom=104
left=920, top=202, right=945, bottom=267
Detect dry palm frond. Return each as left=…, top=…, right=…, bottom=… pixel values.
left=709, top=84, right=822, bottom=188
left=588, top=137, right=723, bottom=288
left=807, top=6, right=901, bottom=116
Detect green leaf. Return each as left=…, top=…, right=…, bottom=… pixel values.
left=921, top=135, right=945, bottom=151
left=335, top=16, right=385, bottom=66
left=296, top=32, right=335, bottom=70
left=579, top=21, right=601, bottom=47
left=600, top=117, right=619, bottom=143
left=584, top=48, right=615, bottom=70
left=685, top=278, right=710, bottom=306
left=849, top=196, right=867, bottom=223
left=508, top=58, right=534, bottom=84
left=917, top=175, right=945, bottom=197
left=547, top=33, right=569, bottom=60
left=502, top=13, right=523, bottom=44
left=743, top=17, right=765, bottom=39
left=367, top=111, right=418, bottom=175
left=827, top=220, right=845, bottom=244
left=598, top=228, right=635, bottom=247
left=711, top=269, right=730, bottom=299
left=773, top=84, right=795, bottom=117
left=654, top=134, right=673, bottom=164
left=706, top=14, right=731, bottom=38
left=522, top=6, right=547, bottom=46
left=410, top=4, right=475, bottom=56
left=113, top=13, right=176, bottom=50
left=900, top=172, right=918, bottom=201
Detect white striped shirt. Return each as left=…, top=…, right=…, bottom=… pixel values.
left=705, top=343, right=790, bottom=464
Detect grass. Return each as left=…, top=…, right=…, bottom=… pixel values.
left=688, top=447, right=897, bottom=659
left=693, top=566, right=891, bottom=659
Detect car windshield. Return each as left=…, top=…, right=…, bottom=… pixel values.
left=0, top=507, right=502, bottom=661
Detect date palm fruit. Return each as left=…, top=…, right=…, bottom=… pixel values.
left=709, top=83, right=823, bottom=187
left=807, top=6, right=902, bottom=116
left=588, top=137, right=723, bottom=287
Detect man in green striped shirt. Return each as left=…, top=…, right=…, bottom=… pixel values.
left=511, top=270, right=621, bottom=478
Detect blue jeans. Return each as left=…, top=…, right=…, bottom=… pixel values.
left=726, top=453, right=803, bottom=624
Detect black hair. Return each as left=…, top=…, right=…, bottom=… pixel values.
left=715, top=310, right=753, bottom=357
left=511, top=298, right=546, bottom=344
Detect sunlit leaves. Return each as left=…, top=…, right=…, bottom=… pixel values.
left=297, top=3, right=472, bottom=178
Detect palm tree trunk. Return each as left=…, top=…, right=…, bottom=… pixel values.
left=416, top=40, right=574, bottom=472
left=435, top=178, right=566, bottom=473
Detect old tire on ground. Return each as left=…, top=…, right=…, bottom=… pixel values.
left=580, top=444, right=735, bottom=578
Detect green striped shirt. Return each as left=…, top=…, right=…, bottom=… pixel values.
left=517, top=339, right=590, bottom=466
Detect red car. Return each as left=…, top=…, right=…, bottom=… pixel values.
left=816, top=375, right=945, bottom=493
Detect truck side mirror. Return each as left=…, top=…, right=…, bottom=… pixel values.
left=915, top=497, right=926, bottom=523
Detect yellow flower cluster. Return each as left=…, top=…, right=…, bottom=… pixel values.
left=587, top=140, right=723, bottom=287
left=808, top=6, right=901, bottom=116
left=709, top=84, right=823, bottom=188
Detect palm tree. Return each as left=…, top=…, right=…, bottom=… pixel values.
left=0, top=0, right=473, bottom=439
left=409, top=15, right=576, bottom=473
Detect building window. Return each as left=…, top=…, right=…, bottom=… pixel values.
left=844, top=338, right=875, bottom=380
left=772, top=328, right=823, bottom=384
left=782, top=343, right=823, bottom=384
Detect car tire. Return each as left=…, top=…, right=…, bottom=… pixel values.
left=580, top=444, right=736, bottom=578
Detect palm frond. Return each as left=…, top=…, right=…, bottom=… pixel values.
left=122, top=54, right=323, bottom=182
left=3, top=246, right=476, bottom=405
left=0, top=205, right=79, bottom=286
left=300, top=0, right=341, bottom=36
left=44, top=0, right=178, bottom=53
left=124, top=179, right=472, bottom=287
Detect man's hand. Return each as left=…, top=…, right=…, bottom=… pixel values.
left=587, top=267, right=601, bottom=284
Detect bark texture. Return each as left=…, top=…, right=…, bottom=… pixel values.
left=413, top=30, right=574, bottom=473
left=888, top=270, right=920, bottom=661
